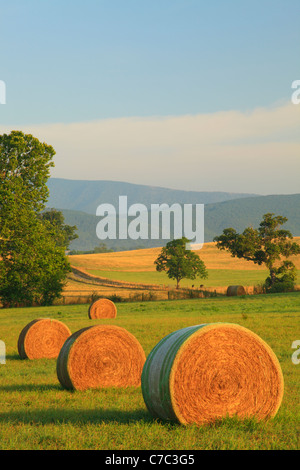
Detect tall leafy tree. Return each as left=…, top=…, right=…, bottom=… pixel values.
left=39, top=208, right=78, bottom=249
left=154, top=237, right=208, bottom=289
left=0, top=131, right=71, bottom=307
left=0, top=212, right=71, bottom=306
left=214, top=213, right=300, bottom=292
left=0, top=131, right=55, bottom=216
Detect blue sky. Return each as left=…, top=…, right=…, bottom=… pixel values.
left=0, top=0, right=299, bottom=194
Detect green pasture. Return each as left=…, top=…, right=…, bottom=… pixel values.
left=89, top=268, right=271, bottom=288
left=0, top=292, right=299, bottom=450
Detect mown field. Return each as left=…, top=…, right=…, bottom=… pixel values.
left=68, top=243, right=271, bottom=290
left=63, top=240, right=300, bottom=302
left=0, top=292, right=299, bottom=450
left=68, top=240, right=300, bottom=287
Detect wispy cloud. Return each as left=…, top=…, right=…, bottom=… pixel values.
left=1, top=102, right=299, bottom=194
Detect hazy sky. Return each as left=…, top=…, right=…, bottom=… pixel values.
left=0, top=0, right=299, bottom=195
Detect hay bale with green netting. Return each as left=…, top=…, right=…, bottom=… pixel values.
left=227, top=285, right=246, bottom=296
left=57, top=325, right=146, bottom=390
left=18, top=318, right=71, bottom=360
left=88, top=298, right=117, bottom=319
left=141, top=323, right=284, bottom=425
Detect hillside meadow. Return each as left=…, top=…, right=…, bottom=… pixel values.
left=63, top=239, right=300, bottom=303
left=0, top=292, right=299, bottom=450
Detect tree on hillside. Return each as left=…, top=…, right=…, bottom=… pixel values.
left=213, top=213, right=300, bottom=293
left=0, top=131, right=72, bottom=307
left=154, top=237, right=208, bottom=289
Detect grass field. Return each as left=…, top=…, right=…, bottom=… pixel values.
left=68, top=240, right=300, bottom=287
left=63, top=240, right=300, bottom=302
left=0, top=292, right=299, bottom=450
left=86, top=268, right=269, bottom=288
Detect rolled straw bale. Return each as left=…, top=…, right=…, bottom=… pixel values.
left=88, top=298, right=117, bottom=319
left=57, top=325, right=146, bottom=390
left=18, top=318, right=71, bottom=360
left=227, top=285, right=246, bottom=296
left=141, top=323, right=284, bottom=425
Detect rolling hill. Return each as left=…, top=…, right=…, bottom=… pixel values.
left=47, top=178, right=258, bottom=214
left=63, top=237, right=300, bottom=301
left=49, top=194, right=300, bottom=252
left=45, top=178, right=300, bottom=252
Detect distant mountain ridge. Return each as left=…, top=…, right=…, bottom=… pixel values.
left=47, top=178, right=259, bottom=215
left=46, top=178, right=300, bottom=252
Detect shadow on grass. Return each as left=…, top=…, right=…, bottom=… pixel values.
left=0, top=382, right=269, bottom=432
left=5, top=354, right=23, bottom=361
left=0, top=382, right=154, bottom=425
left=0, top=407, right=153, bottom=426
left=0, top=383, right=62, bottom=392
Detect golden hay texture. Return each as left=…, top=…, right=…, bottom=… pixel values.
left=56, top=325, right=146, bottom=390
left=227, top=285, right=246, bottom=296
left=88, top=298, right=117, bottom=319
left=141, top=323, right=284, bottom=425
left=17, top=318, right=71, bottom=360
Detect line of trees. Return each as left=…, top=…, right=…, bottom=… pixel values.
left=69, top=242, right=114, bottom=255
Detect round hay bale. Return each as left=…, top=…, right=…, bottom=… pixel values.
left=88, top=298, right=117, bottom=319
left=227, top=285, right=246, bottom=296
left=18, top=318, right=71, bottom=360
left=57, top=325, right=146, bottom=390
left=141, top=323, right=284, bottom=425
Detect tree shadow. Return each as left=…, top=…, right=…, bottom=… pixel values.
left=0, top=383, right=61, bottom=392
left=0, top=406, right=152, bottom=426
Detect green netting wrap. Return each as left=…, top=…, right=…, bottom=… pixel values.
left=141, top=323, right=284, bottom=425
left=141, top=324, right=207, bottom=422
